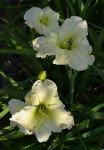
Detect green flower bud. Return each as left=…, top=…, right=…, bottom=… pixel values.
left=37, top=71, right=46, bottom=81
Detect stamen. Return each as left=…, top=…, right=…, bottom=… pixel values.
left=63, top=37, right=73, bottom=50
left=38, top=104, right=49, bottom=117
left=67, top=37, right=73, bottom=45
left=40, top=17, right=48, bottom=25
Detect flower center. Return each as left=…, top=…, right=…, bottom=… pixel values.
left=38, top=104, right=49, bottom=117
left=62, top=37, right=73, bottom=50
left=40, top=16, right=48, bottom=26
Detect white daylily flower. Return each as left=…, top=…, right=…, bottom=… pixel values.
left=8, top=79, right=74, bottom=142
left=33, top=16, right=95, bottom=71
left=24, top=7, right=60, bottom=35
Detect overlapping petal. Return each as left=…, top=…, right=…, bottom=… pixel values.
left=8, top=99, right=27, bottom=114
left=42, top=106, right=74, bottom=132
left=33, top=32, right=63, bottom=58
left=10, top=106, right=42, bottom=135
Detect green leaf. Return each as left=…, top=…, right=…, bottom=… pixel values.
left=0, top=126, right=14, bottom=136
left=92, top=112, right=104, bottom=120
left=62, top=119, right=90, bottom=142
left=0, top=32, right=13, bottom=44
left=18, top=76, right=36, bottom=87
left=0, top=130, right=24, bottom=141
left=88, top=28, right=97, bottom=45
left=94, top=29, right=104, bottom=52
left=54, top=0, right=65, bottom=18
left=93, top=66, right=104, bottom=80
left=65, top=0, right=77, bottom=16
left=3, top=90, right=26, bottom=99
left=80, top=0, right=92, bottom=19
left=0, top=108, right=9, bottom=120
left=0, top=70, right=18, bottom=87
left=82, top=102, right=104, bottom=119
left=0, top=47, right=36, bottom=55
left=82, top=125, right=104, bottom=138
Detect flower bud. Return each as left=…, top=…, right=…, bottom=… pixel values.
left=37, top=71, right=46, bottom=81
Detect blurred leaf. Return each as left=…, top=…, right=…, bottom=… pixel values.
left=82, top=125, right=104, bottom=138
left=0, top=47, right=36, bottom=55
left=92, top=112, right=104, bottom=120
left=62, top=119, right=90, bottom=142
left=93, top=66, right=104, bottom=80
left=65, top=0, right=77, bottom=16
left=80, top=0, right=92, bottom=19
left=0, top=108, right=9, bottom=120
left=0, top=126, right=14, bottom=136
left=0, top=70, right=18, bottom=87
left=82, top=102, right=104, bottom=119
left=3, top=90, right=26, bottom=99
left=88, top=27, right=97, bottom=45
left=0, top=130, right=24, bottom=141
left=54, top=0, right=65, bottom=18
left=94, top=29, right=104, bottom=52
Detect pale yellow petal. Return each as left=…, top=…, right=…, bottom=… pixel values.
left=64, top=48, right=95, bottom=71
left=53, top=53, right=66, bottom=65
left=42, top=106, right=74, bottom=132
left=25, top=90, right=39, bottom=106
left=31, top=79, right=63, bottom=107
left=70, top=16, right=87, bottom=39
left=10, top=106, right=42, bottom=134
left=72, top=38, right=92, bottom=55
left=35, top=123, right=51, bottom=142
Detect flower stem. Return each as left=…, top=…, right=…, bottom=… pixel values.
left=66, top=66, right=74, bottom=107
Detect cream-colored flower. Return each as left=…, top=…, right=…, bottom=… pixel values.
left=33, top=16, right=95, bottom=71
left=8, top=79, right=74, bottom=142
left=24, top=7, right=60, bottom=35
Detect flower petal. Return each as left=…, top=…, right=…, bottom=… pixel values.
left=35, top=123, right=51, bottom=142
left=31, top=79, right=64, bottom=107
left=42, top=106, right=74, bottom=132
left=41, top=7, right=59, bottom=35
left=70, top=16, right=87, bottom=38
left=65, top=49, right=95, bottom=71
left=42, top=23, right=59, bottom=35
left=42, top=7, right=59, bottom=20
left=53, top=53, right=66, bottom=65
left=33, top=32, right=62, bottom=58
left=25, top=90, right=39, bottom=105
left=50, top=107, right=74, bottom=129
left=59, top=17, right=87, bottom=43
left=8, top=99, right=27, bottom=115
left=72, top=38, right=92, bottom=55
left=10, top=106, right=42, bottom=135
left=24, top=7, right=42, bottom=28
